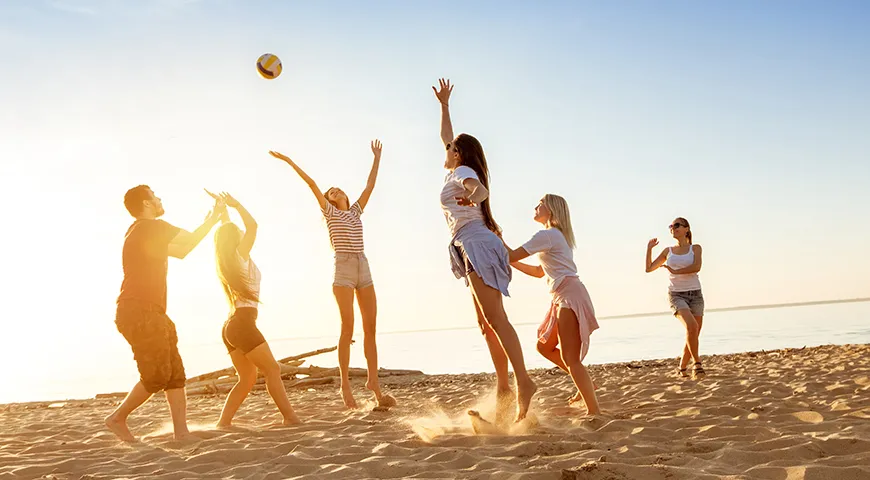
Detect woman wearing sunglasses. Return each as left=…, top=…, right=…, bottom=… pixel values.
left=433, top=78, right=537, bottom=422
left=645, top=217, right=705, bottom=379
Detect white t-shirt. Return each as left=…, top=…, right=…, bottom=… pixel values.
left=440, top=166, right=484, bottom=237
left=233, top=255, right=262, bottom=309
left=521, top=228, right=578, bottom=292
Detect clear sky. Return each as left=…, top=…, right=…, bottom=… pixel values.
left=1, top=0, right=868, bottom=384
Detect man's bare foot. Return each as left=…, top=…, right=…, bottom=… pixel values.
left=105, top=413, right=137, bottom=443
left=341, top=383, right=358, bottom=409
left=514, top=377, right=538, bottom=422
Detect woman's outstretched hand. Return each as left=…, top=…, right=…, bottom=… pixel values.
left=269, top=150, right=293, bottom=164
left=432, top=78, right=454, bottom=106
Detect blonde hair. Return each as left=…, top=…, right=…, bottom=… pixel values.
left=542, top=194, right=576, bottom=249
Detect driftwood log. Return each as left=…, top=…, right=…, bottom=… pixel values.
left=95, top=342, right=422, bottom=399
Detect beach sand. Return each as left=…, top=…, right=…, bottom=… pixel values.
left=2, top=343, right=869, bottom=479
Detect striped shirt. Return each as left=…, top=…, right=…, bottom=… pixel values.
left=322, top=201, right=365, bottom=253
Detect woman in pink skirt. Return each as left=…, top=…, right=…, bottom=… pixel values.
left=502, top=194, right=600, bottom=415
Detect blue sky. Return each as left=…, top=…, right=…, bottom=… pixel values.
left=1, top=1, right=868, bottom=393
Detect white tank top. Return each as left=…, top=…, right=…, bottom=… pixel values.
left=233, top=255, right=262, bottom=309
left=665, top=246, right=702, bottom=292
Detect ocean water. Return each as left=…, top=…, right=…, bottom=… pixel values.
left=4, top=301, right=869, bottom=405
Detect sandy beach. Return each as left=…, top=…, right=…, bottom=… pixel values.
left=2, top=343, right=869, bottom=479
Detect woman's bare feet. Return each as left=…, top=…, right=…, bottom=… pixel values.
left=105, top=413, right=137, bottom=443
left=377, top=393, right=397, bottom=408
left=341, top=381, right=358, bottom=409
left=514, top=377, right=538, bottom=422
left=282, top=413, right=302, bottom=426
left=366, top=379, right=397, bottom=408
left=568, top=392, right=583, bottom=405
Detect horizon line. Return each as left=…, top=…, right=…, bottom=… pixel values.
left=373, top=296, right=870, bottom=337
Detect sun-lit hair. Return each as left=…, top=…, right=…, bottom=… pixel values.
left=124, top=185, right=152, bottom=217
left=214, top=223, right=259, bottom=306
left=454, top=133, right=500, bottom=233
left=541, top=194, right=576, bottom=249
left=675, top=217, right=692, bottom=244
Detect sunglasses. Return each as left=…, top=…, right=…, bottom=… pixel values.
left=445, top=143, right=459, bottom=153
left=669, top=223, right=686, bottom=230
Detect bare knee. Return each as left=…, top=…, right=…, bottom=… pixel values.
left=536, top=341, right=551, bottom=355
left=559, top=348, right=581, bottom=369
left=362, top=319, right=376, bottom=338
left=259, top=359, right=281, bottom=377
left=339, top=321, right=354, bottom=341
left=237, top=371, right=257, bottom=389
left=483, top=310, right=509, bottom=333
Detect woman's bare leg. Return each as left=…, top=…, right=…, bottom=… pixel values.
left=536, top=321, right=568, bottom=372
left=468, top=273, right=537, bottom=421
left=216, top=349, right=258, bottom=427
left=679, top=314, right=703, bottom=369
left=556, top=308, right=600, bottom=415
left=357, top=285, right=396, bottom=407
left=333, top=286, right=358, bottom=409
left=246, top=342, right=301, bottom=425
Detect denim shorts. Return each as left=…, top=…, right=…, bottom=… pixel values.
left=334, top=252, right=373, bottom=289
left=668, top=289, right=704, bottom=317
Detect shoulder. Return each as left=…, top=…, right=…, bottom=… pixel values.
left=321, top=202, right=335, bottom=216
left=452, top=166, right=479, bottom=181
left=692, top=244, right=702, bottom=253
left=350, top=201, right=363, bottom=216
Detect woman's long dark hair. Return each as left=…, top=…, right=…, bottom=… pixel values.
left=454, top=133, right=500, bottom=233
left=214, top=223, right=259, bottom=306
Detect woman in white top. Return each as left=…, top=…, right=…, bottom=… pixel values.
left=503, top=194, right=600, bottom=415
left=645, top=217, right=706, bottom=379
left=433, top=78, right=537, bottom=422
left=210, top=191, right=301, bottom=427
left=268, top=143, right=396, bottom=410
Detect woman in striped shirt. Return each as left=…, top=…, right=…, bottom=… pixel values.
left=269, top=142, right=396, bottom=410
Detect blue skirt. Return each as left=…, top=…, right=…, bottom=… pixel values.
left=448, top=220, right=511, bottom=297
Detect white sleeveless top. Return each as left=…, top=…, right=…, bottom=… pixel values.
left=665, top=246, right=702, bottom=292
left=233, top=255, right=262, bottom=309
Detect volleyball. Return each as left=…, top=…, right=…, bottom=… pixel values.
left=256, top=53, right=282, bottom=80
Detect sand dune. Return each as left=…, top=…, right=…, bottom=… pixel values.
left=1, top=343, right=869, bottom=479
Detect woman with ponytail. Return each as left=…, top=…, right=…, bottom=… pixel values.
left=210, top=191, right=301, bottom=427
left=502, top=194, right=600, bottom=415
left=645, top=217, right=706, bottom=379
left=433, top=78, right=536, bottom=422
